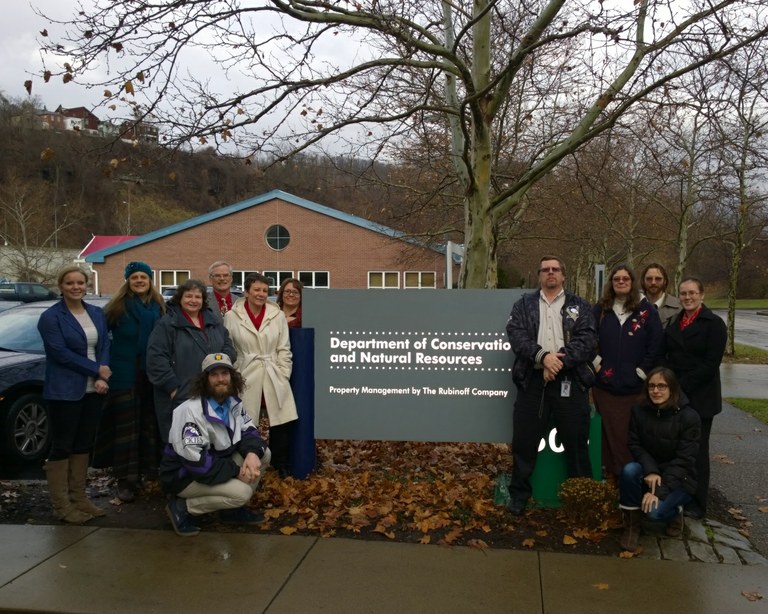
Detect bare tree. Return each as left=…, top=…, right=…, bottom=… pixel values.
left=707, top=46, right=768, bottom=354
left=0, top=171, right=72, bottom=282
left=33, top=0, right=768, bottom=287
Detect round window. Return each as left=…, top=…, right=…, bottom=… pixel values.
left=265, top=224, right=290, bottom=250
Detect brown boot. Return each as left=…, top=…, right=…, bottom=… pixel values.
left=44, top=460, right=93, bottom=524
left=67, top=454, right=106, bottom=517
left=620, top=509, right=642, bottom=552
left=666, top=512, right=684, bottom=537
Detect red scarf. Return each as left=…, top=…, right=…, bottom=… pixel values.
left=679, top=306, right=702, bottom=331
left=181, top=309, right=207, bottom=339
left=214, top=291, right=233, bottom=316
left=244, top=300, right=266, bottom=331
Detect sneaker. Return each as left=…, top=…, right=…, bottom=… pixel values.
left=218, top=507, right=265, bottom=525
left=166, top=498, right=200, bottom=537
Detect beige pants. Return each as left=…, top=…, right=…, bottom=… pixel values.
left=178, top=449, right=271, bottom=515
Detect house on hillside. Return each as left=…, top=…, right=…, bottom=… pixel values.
left=83, top=190, right=460, bottom=294
left=56, top=106, right=101, bottom=133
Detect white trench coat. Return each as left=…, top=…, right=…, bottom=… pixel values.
left=224, top=299, right=298, bottom=426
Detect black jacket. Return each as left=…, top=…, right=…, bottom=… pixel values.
left=506, top=289, right=597, bottom=391
left=628, top=399, right=701, bottom=498
left=658, top=305, right=727, bottom=419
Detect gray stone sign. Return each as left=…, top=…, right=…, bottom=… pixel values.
left=303, top=289, right=524, bottom=442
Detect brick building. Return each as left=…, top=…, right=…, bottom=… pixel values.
left=84, top=190, right=459, bottom=294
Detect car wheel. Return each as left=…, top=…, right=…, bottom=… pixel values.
left=3, top=393, right=51, bottom=462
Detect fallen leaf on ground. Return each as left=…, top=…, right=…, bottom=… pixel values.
left=592, top=583, right=610, bottom=590
left=728, top=507, right=749, bottom=521
left=563, top=535, right=577, bottom=545
left=618, top=550, right=636, bottom=558
left=712, top=454, right=735, bottom=465
left=280, top=526, right=298, bottom=535
left=758, top=507, right=768, bottom=514
left=466, top=539, right=489, bottom=551
left=522, top=538, right=535, bottom=549
left=741, top=591, right=763, bottom=602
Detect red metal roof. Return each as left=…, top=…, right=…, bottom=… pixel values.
left=79, top=235, right=138, bottom=258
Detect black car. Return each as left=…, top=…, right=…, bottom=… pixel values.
left=0, top=298, right=107, bottom=463
left=0, top=282, right=59, bottom=303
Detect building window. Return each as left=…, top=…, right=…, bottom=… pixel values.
left=368, top=271, right=399, bottom=289
left=265, top=224, right=290, bottom=250
left=263, top=271, right=293, bottom=295
left=298, top=271, right=330, bottom=288
left=159, top=270, right=190, bottom=292
left=404, top=271, right=436, bottom=289
left=232, top=270, right=259, bottom=292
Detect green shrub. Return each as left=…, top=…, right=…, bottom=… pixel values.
left=558, top=477, right=618, bottom=529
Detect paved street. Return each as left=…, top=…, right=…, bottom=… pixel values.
left=714, top=309, right=768, bottom=351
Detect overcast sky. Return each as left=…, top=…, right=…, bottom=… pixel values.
left=0, top=1, right=95, bottom=109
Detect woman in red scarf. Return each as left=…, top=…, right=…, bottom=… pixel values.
left=224, top=273, right=298, bottom=477
left=658, top=277, right=726, bottom=519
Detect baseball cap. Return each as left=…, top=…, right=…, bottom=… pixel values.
left=201, top=353, right=233, bottom=372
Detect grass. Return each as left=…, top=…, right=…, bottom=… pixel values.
left=722, top=343, right=768, bottom=365
left=723, top=398, right=768, bottom=425
left=706, top=298, right=768, bottom=309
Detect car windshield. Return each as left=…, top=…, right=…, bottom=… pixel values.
left=0, top=307, right=45, bottom=353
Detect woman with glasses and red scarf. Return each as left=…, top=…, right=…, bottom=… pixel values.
left=657, top=277, right=726, bottom=520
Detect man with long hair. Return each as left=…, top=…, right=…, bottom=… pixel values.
left=160, top=353, right=270, bottom=536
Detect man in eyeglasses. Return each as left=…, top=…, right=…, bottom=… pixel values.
left=504, top=255, right=597, bottom=516
left=640, top=263, right=681, bottom=329
left=207, top=261, right=237, bottom=321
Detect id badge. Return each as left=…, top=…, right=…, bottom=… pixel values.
left=560, top=379, right=571, bottom=398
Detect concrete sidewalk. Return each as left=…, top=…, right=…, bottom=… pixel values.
left=0, top=383, right=766, bottom=613
left=0, top=525, right=767, bottom=614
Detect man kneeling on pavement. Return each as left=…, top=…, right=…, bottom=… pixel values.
left=160, top=353, right=270, bottom=536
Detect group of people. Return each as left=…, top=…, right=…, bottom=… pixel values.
left=38, top=261, right=306, bottom=536
left=505, top=257, right=727, bottom=552
left=39, top=254, right=726, bottom=547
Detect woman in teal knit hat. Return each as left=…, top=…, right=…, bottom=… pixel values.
left=93, top=261, right=165, bottom=502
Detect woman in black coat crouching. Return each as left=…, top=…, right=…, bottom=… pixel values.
left=618, top=367, right=701, bottom=552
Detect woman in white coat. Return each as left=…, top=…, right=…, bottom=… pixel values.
left=224, top=273, right=298, bottom=477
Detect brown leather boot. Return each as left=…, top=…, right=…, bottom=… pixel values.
left=620, top=509, right=642, bottom=552
left=44, top=459, right=93, bottom=524
left=666, top=512, right=684, bottom=537
left=68, top=454, right=106, bottom=517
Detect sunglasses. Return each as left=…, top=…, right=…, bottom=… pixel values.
left=539, top=267, right=562, bottom=273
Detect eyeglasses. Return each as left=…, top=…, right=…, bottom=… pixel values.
left=679, top=291, right=700, bottom=298
left=612, top=276, right=631, bottom=283
left=648, top=383, right=669, bottom=391
left=283, top=289, right=300, bottom=295
left=645, top=276, right=664, bottom=282
left=539, top=267, right=561, bottom=273
left=210, top=274, right=231, bottom=280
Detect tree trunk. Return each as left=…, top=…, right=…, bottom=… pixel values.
left=459, top=188, right=498, bottom=288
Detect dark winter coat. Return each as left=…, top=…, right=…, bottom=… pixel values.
left=628, top=399, right=701, bottom=499
left=658, top=305, right=727, bottom=419
left=506, top=290, right=597, bottom=391
left=146, top=304, right=236, bottom=440
left=593, top=298, right=663, bottom=395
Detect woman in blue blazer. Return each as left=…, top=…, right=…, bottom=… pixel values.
left=37, top=265, right=112, bottom=524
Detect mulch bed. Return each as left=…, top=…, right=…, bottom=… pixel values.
left=0, top=441, right=739, bottom=556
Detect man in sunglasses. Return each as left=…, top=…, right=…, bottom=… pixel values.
left=640, top=263, right=680, bottom=329
left=504, top=256, right=597, bottom=516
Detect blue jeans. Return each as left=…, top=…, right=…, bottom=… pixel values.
left=619, top=462, right=691, bottom=523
